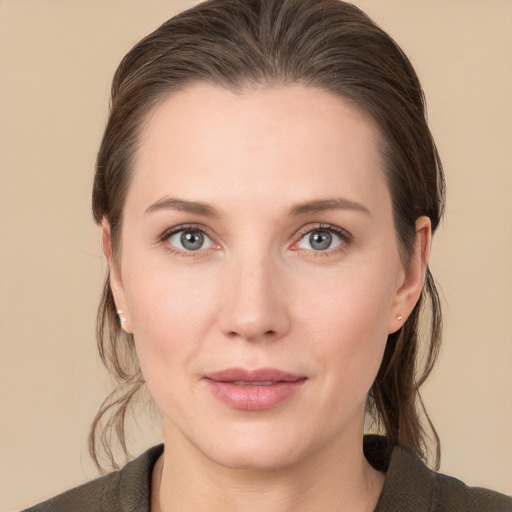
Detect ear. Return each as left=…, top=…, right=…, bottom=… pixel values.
left=388, top=216, right=432, bottom=334
left=102, top=218, right=133, bottom=333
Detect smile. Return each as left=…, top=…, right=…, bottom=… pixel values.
left=204, top=368, right=307, bottom=411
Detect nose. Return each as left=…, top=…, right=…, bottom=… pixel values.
left=218, top=253, right=291, bottom=343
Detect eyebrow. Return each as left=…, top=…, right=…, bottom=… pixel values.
left=145, top=197, right=220, bottom=218
left=144, top=196, right=371, bottom=218
left=288, top=198, right=371, bottom=217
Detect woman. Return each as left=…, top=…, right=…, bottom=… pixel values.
left=22, top=0, right=511, bottom=510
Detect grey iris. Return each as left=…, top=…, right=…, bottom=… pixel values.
left=181, top=230, right=204, bottom=250
left=310, top=230, right=332, bottom=250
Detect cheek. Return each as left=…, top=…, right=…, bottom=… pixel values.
left=321, top=292, right=388, bottom=376
left=122, top=257, right=220, bottom=384
left=296, top=261, right=397, bottom=393
left=298, top=254, right=397, bottom=336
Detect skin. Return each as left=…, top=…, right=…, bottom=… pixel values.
left=105, top=83, right=431, bottom=512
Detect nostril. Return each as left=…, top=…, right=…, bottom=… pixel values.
left=226, top=329, right=277, bottom=340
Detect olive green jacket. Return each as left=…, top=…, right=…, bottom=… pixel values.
left=22, top=436, right=512, bottom=511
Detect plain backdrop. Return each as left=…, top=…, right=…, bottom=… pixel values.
left=1, top=1, right=511, bottom=510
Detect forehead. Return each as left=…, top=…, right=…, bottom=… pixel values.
left=129, top=83, right=389, bottom=215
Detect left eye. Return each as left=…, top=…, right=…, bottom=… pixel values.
left=297, top=228, right=342, bottom=251
left=167, top=228, right=214, bottom=251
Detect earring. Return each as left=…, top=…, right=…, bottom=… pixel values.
left=396, top=314, right=403, bottom=321
left=117, top=309, right=127, bottom=324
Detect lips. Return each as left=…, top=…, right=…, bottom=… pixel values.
left=204, top=368, right=307, bottom=411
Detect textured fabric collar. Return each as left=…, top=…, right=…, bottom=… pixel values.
left=365, top=436, right=435, bottom=511
left=112, top=443, right=164, bottom=512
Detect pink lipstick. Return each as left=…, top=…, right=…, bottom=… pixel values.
left=204, top=368, right=307, bottom=411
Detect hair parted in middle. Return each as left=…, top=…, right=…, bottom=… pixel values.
left=90, top=0, right=445, bottom=471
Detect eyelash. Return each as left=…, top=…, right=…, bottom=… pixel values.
left=158, top=223, right=352, bottom=257
left=158, top=224, right=215, bottom=258
left=294, top=224, right=353, bottom=257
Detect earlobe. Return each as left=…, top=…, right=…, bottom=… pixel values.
left=388, top=216, right=432, bottom=334
left=102, top=218, right=133, bottom=333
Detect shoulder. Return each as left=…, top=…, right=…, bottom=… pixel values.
left=21, top=445, right=164, bottom=512
left=21, top=472, right=119, bottom=512
left=364, top=436, right=512, bottom=512
left=433, top=472, right=512, bottom=512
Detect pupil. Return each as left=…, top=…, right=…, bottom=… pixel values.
left=310, top=231, right=332, bottom=250
left=181, top=230, right=204, bottom=250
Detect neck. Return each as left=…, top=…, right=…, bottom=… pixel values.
left=152, top=427, right=385, bottom=512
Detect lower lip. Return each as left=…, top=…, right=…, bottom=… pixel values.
left=205, top=379, right=306, bottom=411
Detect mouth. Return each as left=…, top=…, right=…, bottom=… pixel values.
left=231, top=381, right=276, bottom=386
left=204, top=368, right=307, bottom=411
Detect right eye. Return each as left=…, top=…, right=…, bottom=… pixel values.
left=166, top=227, right=215, bottom=252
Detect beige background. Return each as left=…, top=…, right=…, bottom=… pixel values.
left=1, top=0, right=511, bottom=510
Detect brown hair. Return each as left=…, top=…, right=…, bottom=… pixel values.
left=90, top=0, right=445, bottom=471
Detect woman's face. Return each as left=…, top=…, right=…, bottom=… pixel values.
left=109, top=84, right=428, bottom=470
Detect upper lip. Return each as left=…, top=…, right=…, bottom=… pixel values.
left=205, top=367, right=306, bottom=383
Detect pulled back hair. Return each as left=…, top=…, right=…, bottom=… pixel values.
left=90, top=0, right=445, bottom=471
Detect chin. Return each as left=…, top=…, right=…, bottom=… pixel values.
left=208, top=441, right=305, bottom=472
left=192, top=422, right=324, bottom=472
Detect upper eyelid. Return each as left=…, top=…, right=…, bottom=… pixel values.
left=160, top=223, right=212, bottom=240
left=296, top=223, right=352, bottom=240
left=160, top=223, right=348, bottom=237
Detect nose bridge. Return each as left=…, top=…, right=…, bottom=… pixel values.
left=220, top=247, right=289, bottom=342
